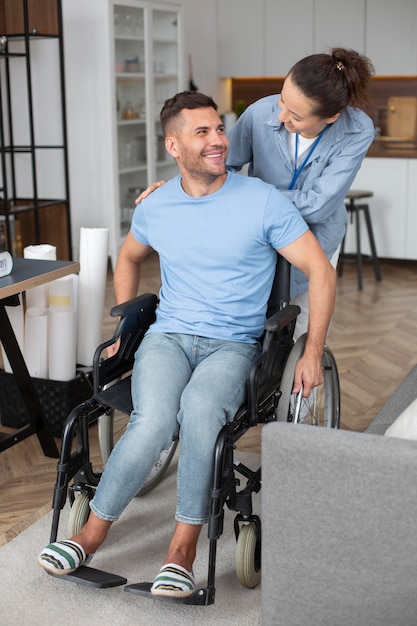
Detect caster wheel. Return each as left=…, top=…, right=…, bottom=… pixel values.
left=236, top=522, right=261, bottom=588
left=68, top=492, right=90, bottom=536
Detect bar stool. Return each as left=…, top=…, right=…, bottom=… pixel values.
left=338, top=190, right=382, bottom=290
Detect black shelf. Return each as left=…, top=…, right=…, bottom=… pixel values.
left=0, top=0, right=72, bottom=259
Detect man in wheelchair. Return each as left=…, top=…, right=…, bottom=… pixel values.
left=39, top=91, right=336, bottom=598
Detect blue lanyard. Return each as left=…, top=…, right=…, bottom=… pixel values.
left=288, top=125, right=329, bottom=190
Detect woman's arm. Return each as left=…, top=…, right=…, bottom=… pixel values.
left=278, top=230, right=336, bottom=396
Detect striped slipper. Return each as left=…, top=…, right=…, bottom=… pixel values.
left=151, top=563, right=195, bottom=598
left=38, top=540, right=93, bottom=576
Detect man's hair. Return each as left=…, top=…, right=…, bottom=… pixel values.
left=160, top=91, right=218, bottom=136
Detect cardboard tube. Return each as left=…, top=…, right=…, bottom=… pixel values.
left=48, top=306, right=76, bottom=381
left=24, top=244, right=57, bottom=308
left=76, top=228, right=109, bottom=366
left=24, top=307, right=48, bottom=378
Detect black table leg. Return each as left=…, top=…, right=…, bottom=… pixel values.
left=0, top=301, right=59, bottom=457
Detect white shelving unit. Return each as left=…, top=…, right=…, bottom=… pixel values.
left=113, top=2, right=183, bottom=238
left=62, top=0, right=184, bottom=267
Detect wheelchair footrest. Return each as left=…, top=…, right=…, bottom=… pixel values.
left=48, top=565, right=127, bottom=588
left=124, top=582, right=215, bottom=605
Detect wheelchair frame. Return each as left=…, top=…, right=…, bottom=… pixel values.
left=45, top=257, right=340, bottom=605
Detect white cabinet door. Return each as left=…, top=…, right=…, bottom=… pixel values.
left=63, top=0, right=184, bottom=267
left=405, top=160, right=417, bottom=260
left=216, top=0, right=417, bottom=78
left=264, top=0, right=313, bottom=76
left=217, top=0, right=313, bottom=78
left=345, top=158, right=408, bottom=259
left=217, top=0, right=264, bottom=77
left=366, top=0, right=417, bottom=75
left=114, top=3, right=148, bottom=241
left=115, top=3, right=183, bottom=240
left=314, top=0, right=365, bottom=55
left=150, top=6, right=184, bottom=185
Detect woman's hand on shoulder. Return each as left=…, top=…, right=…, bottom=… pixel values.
left=135, top=181, right=166, bottom=204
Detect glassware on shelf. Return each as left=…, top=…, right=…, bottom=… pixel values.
left=119, top=136, right=146, bottom=168
left=125, top=55, right=140, bottom=73
left=124, top=186, right=144, bottom=209
left=134, top=16, right=144, bottom=37
left=153, top=61, right=166, bottom=74
left=124, top=13, right=132, bottom=36
left=114, top=12, right=121, bottom=35
left=119, top=140, right=133, bottom=168
left=122, top=186, right=145, bottom=229
left=122, top=101, right=138, bottom=120
left=124, top=140, right=133, bottom=167
left=136, top=136, right=146, bottom=162
left=137, top=99, right=146, bottom=119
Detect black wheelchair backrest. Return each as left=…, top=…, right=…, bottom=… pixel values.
left=266, top=254, right=291, bottom=317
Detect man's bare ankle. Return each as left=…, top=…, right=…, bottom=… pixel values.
left=164, top=551, right=196, bottom=573
left=70, top=527, right=109, bottom=555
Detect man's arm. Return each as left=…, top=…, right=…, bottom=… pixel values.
left=278, top=230, right=336, bottom=397
left=107, top=232, right=153, bottom=357
left=113, top=231, right=153, bottom=305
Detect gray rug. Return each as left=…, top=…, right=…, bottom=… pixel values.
left=1, top=452, right=261, bottom=625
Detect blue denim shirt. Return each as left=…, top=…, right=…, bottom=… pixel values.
left=227, top=94, right=375, bottom=296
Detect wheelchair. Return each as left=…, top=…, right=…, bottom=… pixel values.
left=46, top=255, right=340, bottom=605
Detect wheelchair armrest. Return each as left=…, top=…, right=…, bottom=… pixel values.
left=264, top=304, right=300, bottom=333
left=110, top=293, right=158, bottom=319
left=93, top=293, right=158, bottom=392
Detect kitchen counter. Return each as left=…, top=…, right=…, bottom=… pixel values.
left=367, top=139, right=417, bottom=159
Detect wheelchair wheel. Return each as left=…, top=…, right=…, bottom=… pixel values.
left=235, top=522, right=261, bottom=589
left=98, top=410, right=178, bottom=496
left=138, top=442, right=178, bottom=495
left=68, top=492, right=90, bottom=536
left=276, top=333, right=340, bottom=428
left=98, top=409, right=127, bottom=465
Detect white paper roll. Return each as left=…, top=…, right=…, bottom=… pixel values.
left=48, top=274, right=77, bottom=308
left=24, top=307, right=48, bottom=378
left=0, top=295, right=24, bottom=373
left=76, top=228, right=109, bottom=366
left=48, top=306, right=76, bottom=381
left=48, top=274, right=79, bottom=341
left=24, top=244, right=57, bottom=259
left=24, top=244, right=57, bottom=308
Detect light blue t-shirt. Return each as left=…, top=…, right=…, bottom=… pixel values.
left=131, top=172, right=307, bottom=343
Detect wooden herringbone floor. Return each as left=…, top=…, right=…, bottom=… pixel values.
left=0, top=254, right=416, bottom=547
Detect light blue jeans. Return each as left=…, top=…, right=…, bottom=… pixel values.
left=90, top=333, right=260, bottom=525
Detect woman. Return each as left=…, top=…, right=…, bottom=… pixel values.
left=137, top=48, right=375, bottom=337
left=226, top=48, right=375, bottom=336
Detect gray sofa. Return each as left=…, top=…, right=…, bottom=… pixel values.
left=365, top=364, right=417, bottom=436
left=261, top=364, right=417, bottom=626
